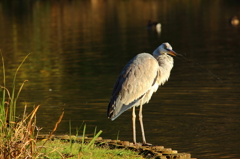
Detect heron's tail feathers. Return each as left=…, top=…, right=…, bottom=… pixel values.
left=107, top=95, right=143, bottom=121
left=107, top=98, right=126, bottom=121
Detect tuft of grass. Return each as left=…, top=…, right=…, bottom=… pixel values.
left=0, top=53, right=39, bottom=158
left=0, top=54, right=64, bottom=158
left=69, top=121, right=103, bottom=155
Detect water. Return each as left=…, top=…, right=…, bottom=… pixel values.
left=1, top=0, right=240, bottom=158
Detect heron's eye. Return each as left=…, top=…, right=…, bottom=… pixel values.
left=164, top=44, right=172, bottom=51
left=165, top=46, right=170, bottom=51
left=164, top=44, right=167, bottom=50
left=164, top=44, right=170, bottom=51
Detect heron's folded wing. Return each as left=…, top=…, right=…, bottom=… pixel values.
left=107, top=53, right=159, bottom=120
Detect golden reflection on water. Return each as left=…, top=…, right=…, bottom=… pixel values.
left=0, top=1, right=240, bottom=159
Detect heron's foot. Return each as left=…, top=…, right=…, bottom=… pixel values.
left=133, top=142, right=142, bottom=146
left=131, top=142, right=152, bottom=146
left=142, top=142, right=152, bottom=146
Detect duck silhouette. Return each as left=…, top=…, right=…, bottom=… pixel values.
left=147, top=20, right=161, bottom=33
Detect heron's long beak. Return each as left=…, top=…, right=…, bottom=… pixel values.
left=167, top=49, right=182, bottom=56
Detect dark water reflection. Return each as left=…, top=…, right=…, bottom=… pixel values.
left=1, top=0, right=240, bottom=158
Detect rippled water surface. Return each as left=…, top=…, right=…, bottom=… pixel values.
left=1, top=1, right=240, bottom=158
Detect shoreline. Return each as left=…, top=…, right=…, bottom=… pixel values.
left=38, top=134, right=196, bottom=159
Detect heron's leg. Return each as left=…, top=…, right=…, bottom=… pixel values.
left=132, top=106, right=136, bottom=145
left=139, top=99, right=147, bottom=144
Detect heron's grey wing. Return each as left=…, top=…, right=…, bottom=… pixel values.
left=107, top=53, right=159, bottom=120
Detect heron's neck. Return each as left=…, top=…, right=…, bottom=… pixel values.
left=155, top=54, right=174, bottom=85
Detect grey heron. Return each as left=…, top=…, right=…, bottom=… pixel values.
left=107, top=43, right=179, bottom=145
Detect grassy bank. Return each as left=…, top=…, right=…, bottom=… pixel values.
left=0, top=54, right=142, bottom=158
left=36, top=139, right=142, bottom=159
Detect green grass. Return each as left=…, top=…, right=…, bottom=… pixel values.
left=36, top=139, right=143, bottom=159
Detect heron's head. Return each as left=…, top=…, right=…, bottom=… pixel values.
left=153, top=42, right=179, bottom=57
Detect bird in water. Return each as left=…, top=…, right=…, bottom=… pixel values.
left=147, top=20, right=161, bottom=34
left=107, top=43, right=180, bottom=145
